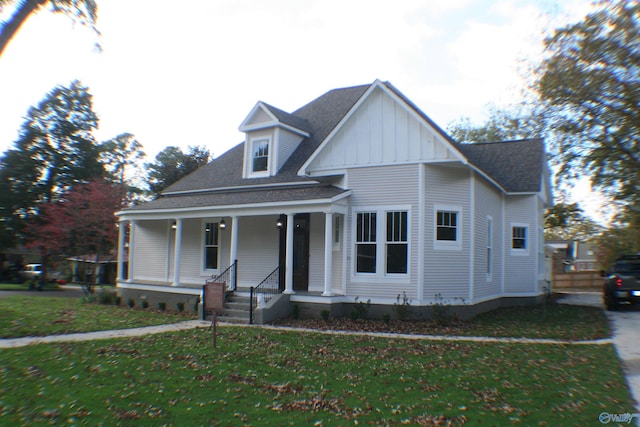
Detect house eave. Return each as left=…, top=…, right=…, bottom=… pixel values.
left=116, top=190, right=352, bottom=220
left=161, top=180, right=320, bottom=197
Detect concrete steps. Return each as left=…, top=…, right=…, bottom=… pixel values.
left=217, top=292, right=251, bottom=324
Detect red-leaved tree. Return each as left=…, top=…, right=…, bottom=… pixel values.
left=26, top=180, right=126, bottom=283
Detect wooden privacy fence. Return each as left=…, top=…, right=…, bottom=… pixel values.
left=553, top=272, right=603, bottom=290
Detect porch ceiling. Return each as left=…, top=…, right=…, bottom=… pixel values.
left=118, top=185, right=349, bottom=218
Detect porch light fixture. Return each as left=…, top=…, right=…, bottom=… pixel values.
left=276, top=214, right=285, bottom=229
left=171, top=220, right=177, bottom=230
left=219, top=219, right=226, bottom=230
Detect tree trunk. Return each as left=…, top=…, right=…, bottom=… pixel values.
left=0, top=0, right=48, bottom=58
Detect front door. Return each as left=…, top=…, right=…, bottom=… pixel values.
left=293, top=214, right=310, bottom=291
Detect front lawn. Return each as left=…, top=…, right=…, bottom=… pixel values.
left=0, top=296, right=196, bottom=338
left=0, top=327, right=632, bottom=426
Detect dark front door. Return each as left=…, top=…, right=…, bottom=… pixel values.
left=293, top=214, right=310, bottom=291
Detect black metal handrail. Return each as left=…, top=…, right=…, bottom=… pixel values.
left=206, top=260, right=237, bottom=295
left=249, top=266, right=280, bottom=324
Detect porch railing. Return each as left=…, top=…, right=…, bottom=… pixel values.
left=249, top=266, right=280, bottom=324
left=206, top=260, right=237, bottom=295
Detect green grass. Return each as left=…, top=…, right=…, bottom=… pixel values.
left=0, top=296, right=196, bottom=338
left=0, top=327, right=632, bottom=426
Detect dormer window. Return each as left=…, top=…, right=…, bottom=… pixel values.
left=251, top=138, right=270, bottom=174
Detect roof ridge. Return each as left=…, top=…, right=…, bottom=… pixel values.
left=460, top=138, right=542, bottom=146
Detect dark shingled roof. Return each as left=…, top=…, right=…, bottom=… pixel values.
left=129, top=185, right=349, bottom=211
left=456, top=139, right=544, bottom=193
left=161, top=83, right=370, bottom=194
left=127, top=81, right=544, bottom=214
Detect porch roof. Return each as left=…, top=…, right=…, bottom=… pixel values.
left=119, top=185, right=349, bottom=216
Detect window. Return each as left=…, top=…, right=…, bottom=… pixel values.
left=204, top=222, right=219, bottom=270
left=354, top=208, right=410, bottom=278
left=356, top=212, right=376, bottom=273
left=487, top=217, right=493, bottom=278
left=386, top=211, right=408, bottom=274
left=437, top=211, right=457, bottom=241
left=252, top=139, right=269, bottom=172
left=512, top=226, right=527, bottom=250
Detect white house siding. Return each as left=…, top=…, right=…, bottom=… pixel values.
left=503, top=196, right=537, bottom=294
left=133, top=220, right=169, bottom=284
left=236, top=216, right=281, bottom=287
left=471, top=175, right=504, bottom=302
left=276, top=128, right=304, bottom=172
left=308, top=213, right=325, bottom=293
left=305, top=87, right=458, bottom=175
left=423, top=165, right=471, bottom=303
left=345, top=164, right=420, bottom=301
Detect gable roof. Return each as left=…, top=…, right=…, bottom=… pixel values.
left=135, top=81, right=546, bottom=216
left=456, top=139, right=545, bottom=193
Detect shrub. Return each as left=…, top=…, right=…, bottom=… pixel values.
left=158, top=302, right=167, bottom=311
left=177, top=302, right=185, bottom=312
left=98, top=290, right=117, bottom=305
left=193, top=296, right=200, bottom=312
left=127, top=298, right=135, bottom=308
left=349, top=297, right=371, bottom=320
left=393, top=291, right=413, bottom=321
left=141, top=300, right=149, bottom=309
left=321, top=309, right=330, bottom=322
left=382, top=313, right=391, bottom=325
left=115, top=296, right=121, bottom=306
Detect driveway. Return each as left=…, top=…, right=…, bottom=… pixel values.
left=558, top=291, right=640, bottom=415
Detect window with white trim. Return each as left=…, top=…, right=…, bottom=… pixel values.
left=434, top=206, right=462, bottom=250
left=386, top=211, right=408, bottom=274
left=204, top=222, right=219, bottom=270
left=356, top=212, right=376, bottom=273
left=354, top=208, right=410, bottom=277
left=512, top=226, right=527, bottom=250
left=251, top=138, right=269, bottom=173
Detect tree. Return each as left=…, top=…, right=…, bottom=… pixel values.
left=0, top=80, right=103, bottom=248
left=0, top=0, right=99, bottom=57
left=537, top=0, right=640, bottom=206
left=145, top=145, right=210, bottom=195
left=99, top=132, right=146, bottom=198
left=447, top=104, right=542, bottom=143
left=25, top=179, right=125, bottom=282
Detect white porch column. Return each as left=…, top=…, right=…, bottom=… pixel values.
left=173, top=218, right=183, bottom=287
left=284, top=213, right=295, bottom=294
left=229, top=216, right=238, bottom=288
left=323, top=212, right=334, bottom=296
left=127, top=220, right=136, bottom=283
left=117, top=220, right=126, bottom=282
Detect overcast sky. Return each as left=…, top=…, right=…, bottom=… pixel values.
left=1, top=0, right=610, bottom=220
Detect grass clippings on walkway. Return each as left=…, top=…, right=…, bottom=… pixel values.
left=0, top=296, right=196, bottom=339
left=0, top=327, right=632, bottom=426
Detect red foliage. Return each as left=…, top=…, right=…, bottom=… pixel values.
left=27, top=180, right=126, bottom=257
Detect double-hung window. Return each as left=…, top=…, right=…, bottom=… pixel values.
left=251, top=138, right=269, bottom=173
left=512, top=226, right=527, bottom=250
left=356, top=212, right=376, bottom=273
left=204, top=222, right=219, bottom=270
left=434, top=206, right=462, bottom=250
left=386, top=211, right=408, bottom=274
left=355, top=208, right=410, bottom=277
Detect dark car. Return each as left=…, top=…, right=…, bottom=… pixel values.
left=603, top=255, right=640, bottom=310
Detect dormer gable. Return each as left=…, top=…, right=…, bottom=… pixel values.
left=239, top=102, right=311, bottom=178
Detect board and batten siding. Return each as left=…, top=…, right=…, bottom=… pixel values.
left=423, top=165, right=471, bottom=303
left=345, top=164, right=420, bottom=301
left=133, top=220, right=169, bottom=284
left=305, top=86, right=458, bottom=175
left=471, top=175, right=504, bottom=301
left=308, top=213, right=325, bottom=293
left=503, top=196, right=537, bottom=294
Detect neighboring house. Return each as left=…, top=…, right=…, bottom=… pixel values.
left=547, top=240, right=598, bottom=272
left=116, top=80, right=553, bottom=320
